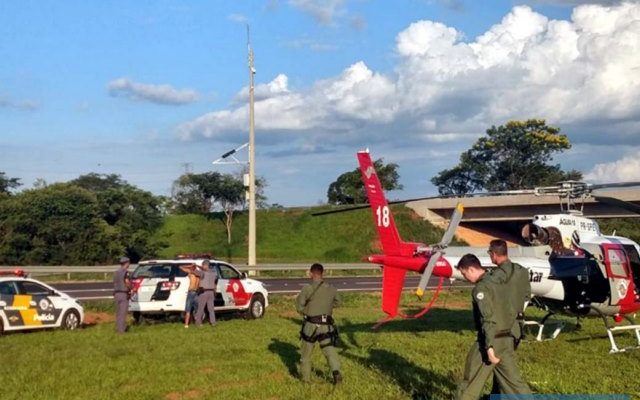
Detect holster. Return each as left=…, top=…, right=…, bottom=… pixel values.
left=299, top=320, right=339, bottom=347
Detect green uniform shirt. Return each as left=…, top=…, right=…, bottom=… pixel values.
left=488, top=260, right=531, bottom=338
left=296, top=280, right=340, bottom=317
left=472, top=273, right=515, bottom=349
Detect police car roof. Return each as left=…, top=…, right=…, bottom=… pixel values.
left=137, top=258, right=223, bottom=266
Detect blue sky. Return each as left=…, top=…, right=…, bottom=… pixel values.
left=1, top=0, right=639, bottom=206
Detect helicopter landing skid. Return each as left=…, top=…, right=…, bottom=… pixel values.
left=523, top=312, right=565, bottom=342
left=606, top=324, right=640, bottom=353
left=596, top=311, right=640, bottom=354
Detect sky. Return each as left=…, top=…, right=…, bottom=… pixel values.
left=1, top=0, right=639, bottom=207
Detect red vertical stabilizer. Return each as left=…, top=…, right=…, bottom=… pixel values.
left=357, top=151, right=402, bottom=256
left=358, top=150, right=407, bottom=319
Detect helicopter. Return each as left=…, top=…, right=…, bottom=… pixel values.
left=319, top=149, right=640, bottom=353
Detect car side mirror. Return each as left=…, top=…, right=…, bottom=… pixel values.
left=48, top=289, right=59, bottom=296
left=241, top=272, right=247, bottom=280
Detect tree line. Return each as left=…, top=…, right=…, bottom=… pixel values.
left=0, top=119, right=580, bottom=264
left=0, top=170, right=264, bottom=265
left=326, top=119, right=581, bottom=204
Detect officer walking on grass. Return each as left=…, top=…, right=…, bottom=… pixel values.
left=296, top=263, right=342, bottom=385
left=455, top=254, right=531, bottom=400
left=487, top=239, right=531, bottom=343
left=487, top=239, right=532, bottom=396
left=194, top=260, right=217, bottom=326
left=113, top=256, right=131, bottom=334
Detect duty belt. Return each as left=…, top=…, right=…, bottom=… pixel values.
left=304, top=314, right=334, bottom=325
left=516, top=312, right=525, bottom=321
left=114, top=290, right=129, bottom=293
left=494, top=329, right=514, bottom=339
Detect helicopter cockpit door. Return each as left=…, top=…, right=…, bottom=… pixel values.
left=602, top=243, right=634, bottom=306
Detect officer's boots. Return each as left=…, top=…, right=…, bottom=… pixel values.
left=332, top=371, right=343, bottom=385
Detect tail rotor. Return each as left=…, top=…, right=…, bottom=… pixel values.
left=415, top=203, right=464, bottom=299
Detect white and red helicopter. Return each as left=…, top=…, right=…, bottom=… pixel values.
left=320, top=150, right=640, bottom=353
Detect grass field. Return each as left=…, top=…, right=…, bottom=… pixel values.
left=1, top=291, right=639, bottom=400
left=151, top=205, right=463, bottom=264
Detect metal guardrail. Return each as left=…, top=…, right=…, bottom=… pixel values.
left=0, top=263, right=379, bottom=277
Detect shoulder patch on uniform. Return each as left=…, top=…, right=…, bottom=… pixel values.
left=476, top=292, right=484, bottom=300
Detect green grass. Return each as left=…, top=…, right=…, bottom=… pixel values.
left=151, top=205, right=464, bottom=264
left=1, top=291, right=638, bottom=400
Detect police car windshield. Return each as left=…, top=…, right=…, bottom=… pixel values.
left=131, top=264, right=188, bottom=279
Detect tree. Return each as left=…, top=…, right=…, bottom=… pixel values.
left=71, top=173, right=164, bottom=261
left=0, top=172, right=21, bottom=194
left=431, top=119, right=582, bottom=195
left=327, top=159, right=403, bottom=205
left=216, top=174, right=245, bottom=244
left=0, top=183, right=121, bottom=265
left=171, top=171, right=267, bottom=244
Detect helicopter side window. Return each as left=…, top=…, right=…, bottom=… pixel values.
left=606, top=248, right=629, bottom=278
left=622, top=245, right=640, bottom=295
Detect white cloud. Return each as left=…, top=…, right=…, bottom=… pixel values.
left=289, top=0, right=346, bottom=25
left=108, top=78, right=199, bottom=105
left=0, top=96, right=38, bottom=111
left=585, top=155, right=640, bottom=182
left=178, top=2, right=640, bottom=161
left=227, top=14, right=248, bottom=24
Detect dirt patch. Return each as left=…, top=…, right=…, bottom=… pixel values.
left=164, top=389, right=202, bottom=400
left=83, top=311, right=115, bottom=326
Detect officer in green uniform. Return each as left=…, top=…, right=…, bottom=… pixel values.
left=486, top=240, right=532, bottom=396
left=295, top=263, right=342, bottom=384
left=487, top=239, right=532, bottom=342
left=455, top=254, right=531, bottom=400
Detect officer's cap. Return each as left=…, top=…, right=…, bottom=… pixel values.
left=119, top=256, right=130, bottom=264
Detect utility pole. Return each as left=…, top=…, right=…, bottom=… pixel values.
left=247, top=26, right=257, bottom=267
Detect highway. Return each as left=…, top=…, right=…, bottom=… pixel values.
left=51, top=275, right=471, bottom=301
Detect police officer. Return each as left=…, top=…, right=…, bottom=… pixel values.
left=454, top=254, right=531, bottom=400
left=194, top=260, right=217, bottom=326
left=487, top=239, right=531, bottom=345
left=295, top=263, right=342, bottom=384
left=113, top=256, right=131, bottom=334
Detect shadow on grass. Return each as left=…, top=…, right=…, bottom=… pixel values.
left=285, top=307, right=472, bottom=338
left=268, top=338, right=299, bottom=378
left=344, top=348, right=456, bottom=400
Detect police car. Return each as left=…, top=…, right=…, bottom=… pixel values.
left=128, top=258, right=269, bottom=321
left=0, top=270, right=84, bottom=334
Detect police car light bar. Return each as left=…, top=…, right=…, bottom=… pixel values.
left=0, top=269, right=27, bottom=277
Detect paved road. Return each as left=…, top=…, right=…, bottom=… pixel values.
left=51, top=275, right=470, bottom=301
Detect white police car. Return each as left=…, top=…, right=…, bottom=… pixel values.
left=128, top=258, right=269, bottom=322
left=0, top=270, right=84, bottom=334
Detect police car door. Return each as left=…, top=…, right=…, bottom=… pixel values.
left=212, top=263, right=227, bottom=307
left=0, top=280, right=21, bottom=330
left=15, top=280, right=62, bottom=329
left=216, top=263, right=251, bottom=309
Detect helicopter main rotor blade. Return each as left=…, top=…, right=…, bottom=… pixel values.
left=311, top=195, right=449, bottom=216
left=311, top=204, right=370, bottom=216
left=439, top=203, right=464, bottom=247
left=590, top=181, right=640, bottom=191
left=593, top=195, right=640, bottom=214
left=415, top=250, right=442, bottom=300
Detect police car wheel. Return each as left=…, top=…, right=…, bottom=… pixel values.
left=61, top=310, right=81, bottom=330
left=245, top=294, right=265, bottom=319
